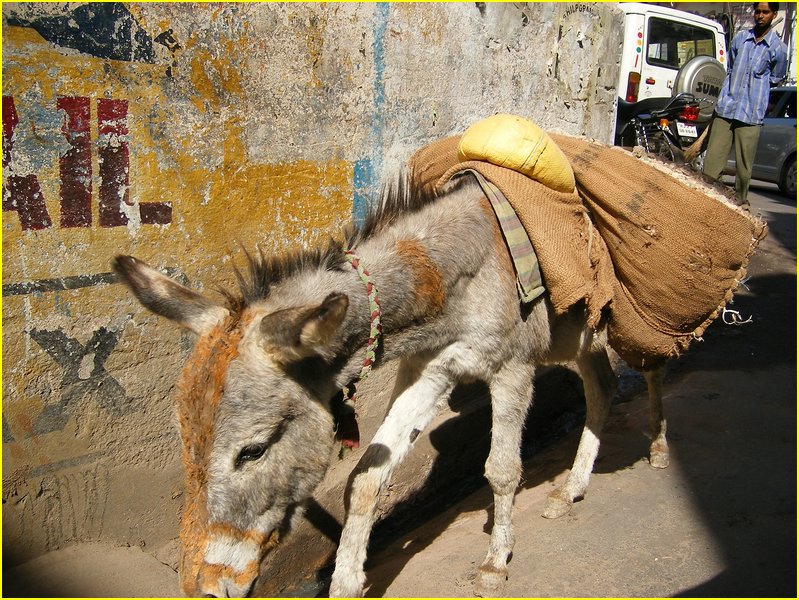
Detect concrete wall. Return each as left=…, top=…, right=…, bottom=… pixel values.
left=2, top=0, right=623, bottom=578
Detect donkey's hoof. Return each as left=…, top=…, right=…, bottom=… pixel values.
left=542, top=490, right=572, bottom=519
left=649, top=450, right=670, bottom=469
left=474, top=565, right=508, bottom=597
left=329, top=572, right=365, bottom=598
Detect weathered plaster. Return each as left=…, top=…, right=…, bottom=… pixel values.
left=2, top=0, right=623, bottom=576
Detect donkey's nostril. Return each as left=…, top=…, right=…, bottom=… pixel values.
left=203, top=595, right=217, bottom=598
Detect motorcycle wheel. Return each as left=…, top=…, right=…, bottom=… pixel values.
left=651, top=132, right=675, bottom=162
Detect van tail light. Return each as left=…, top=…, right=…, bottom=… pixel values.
left=680, top=106, right=700, bottom=121
left=626, top=71, right=641, bottom=103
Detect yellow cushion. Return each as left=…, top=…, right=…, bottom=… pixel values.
left=458, top=114, right=576, bottom=193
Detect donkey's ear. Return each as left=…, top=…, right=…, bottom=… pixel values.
left=259, top=292, right=349, bottom=364
left=112, top=255, right=229, bottom=335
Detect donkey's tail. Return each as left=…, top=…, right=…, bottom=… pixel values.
left=683, top=116, right=713, bottom=165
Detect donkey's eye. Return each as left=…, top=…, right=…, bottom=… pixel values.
left=235, top=443, right=268, bottom=468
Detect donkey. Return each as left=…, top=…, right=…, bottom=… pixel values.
left=113, top=173, right=668, bottom=598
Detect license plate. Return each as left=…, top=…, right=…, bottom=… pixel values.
left=676, top=121, right=698, bottom=137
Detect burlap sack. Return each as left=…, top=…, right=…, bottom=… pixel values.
left=410, top=133, right=766, bottom=369
left=551, top=134, right=767, bottom=368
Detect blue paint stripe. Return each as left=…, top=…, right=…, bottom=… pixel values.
left=372, top=3, right=389, bottom=113
left=352, top=158, right=373, bottom=225
left=352, top=3, right=391, bottom=224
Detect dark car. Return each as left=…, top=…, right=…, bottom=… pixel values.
left=726, top=86, right=796, bottom=197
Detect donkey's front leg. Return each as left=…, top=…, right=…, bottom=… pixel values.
left=474, top=361, right=535, bottom=597
left=330, top=354, right=456, bottom=597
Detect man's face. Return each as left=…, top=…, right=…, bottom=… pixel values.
left=753, top=4, right=776, bottom=29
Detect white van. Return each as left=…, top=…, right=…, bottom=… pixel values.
left=615, top=3, right=728, bottom=145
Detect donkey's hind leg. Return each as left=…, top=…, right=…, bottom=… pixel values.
left=645, top=365, right=669, bottom=468
left=543, top=348, right=617, bottom=519
left=474, top=360, right=535, bottom=597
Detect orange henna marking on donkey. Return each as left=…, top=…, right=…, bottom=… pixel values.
left=396, top=239, right=445, bottom=318
left=175, top=314, right=251, bottom=596
left=198, top=558, right=262, bottom=589
left=206, top=521, right=273, bottom=545
left=196, top=529, right=280, bottom=593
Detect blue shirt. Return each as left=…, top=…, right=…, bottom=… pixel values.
left=715, top=28, right=788, bottom=125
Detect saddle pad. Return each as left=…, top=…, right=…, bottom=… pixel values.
left=410, top=135, right=613, bottom=330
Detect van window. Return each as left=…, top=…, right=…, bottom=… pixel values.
left=646, top=17, right=716, bottom=70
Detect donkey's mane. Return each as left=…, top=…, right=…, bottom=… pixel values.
left=344, top=169, right=442, bottom=248
left=225, top=169, right=451, bottom=310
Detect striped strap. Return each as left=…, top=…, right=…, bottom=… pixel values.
left=458, top=169, right=545, bottom=303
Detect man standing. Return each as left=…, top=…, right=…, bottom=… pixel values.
left=703, top=2, right=788, bottom=207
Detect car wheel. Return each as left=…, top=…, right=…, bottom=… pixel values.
left=779, top=156, right=796, bottom=197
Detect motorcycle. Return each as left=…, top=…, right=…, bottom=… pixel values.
left=628, top=92, right=713, bottom=166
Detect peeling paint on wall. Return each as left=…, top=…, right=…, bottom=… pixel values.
left=5, top=3, right=156, bottom=63
left=2, top=2, right=623, bottom=565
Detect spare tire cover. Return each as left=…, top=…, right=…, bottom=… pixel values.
left=673, top=55, right=726, bottom=120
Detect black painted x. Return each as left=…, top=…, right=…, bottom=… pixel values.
left=28, top=326, right=130, bottom=435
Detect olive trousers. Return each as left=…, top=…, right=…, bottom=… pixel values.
left=702, top=116, right=761, bottom=206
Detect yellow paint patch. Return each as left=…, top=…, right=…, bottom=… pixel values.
left=2, top=25, right=353, bottom=286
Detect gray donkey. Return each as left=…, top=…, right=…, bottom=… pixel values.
left=113, top=174, right=667, bottom=598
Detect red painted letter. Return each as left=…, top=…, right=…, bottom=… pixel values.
left=97, top=98, right=130, bottom=227
left=58, top=96, right=93, bottom=228
left=2, top=96, right=53, bottom=230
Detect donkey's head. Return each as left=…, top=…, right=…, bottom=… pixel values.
left=113, top=255, right=348, bottom=597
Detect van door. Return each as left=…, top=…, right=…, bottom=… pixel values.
left=639, top=16, right=719, bottom=101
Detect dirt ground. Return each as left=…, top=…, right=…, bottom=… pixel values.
left=5, top=181, right=796, bottom=598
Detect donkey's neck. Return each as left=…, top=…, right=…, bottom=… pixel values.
left=343, top=178, right=493, bottom=388
left=270, top=177, right=493, bottom=392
